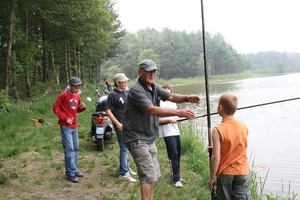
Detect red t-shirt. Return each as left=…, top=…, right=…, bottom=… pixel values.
left=53, top=91, right=86, bottom=128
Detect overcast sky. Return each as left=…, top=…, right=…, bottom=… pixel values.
left=115, top=0, right=300, bottom=54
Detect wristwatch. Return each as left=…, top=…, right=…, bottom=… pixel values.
left=185, top=95, right=189, bottom=102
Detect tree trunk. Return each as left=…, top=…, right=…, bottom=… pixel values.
left=25, top=10, right=31, bottom=98
left=51, top=51, right=59, bottom=84
left=34, top=14, right=40, bottom=85
left=65, top=41, right=68, bottom=83
left=42, top=21, right=47, bottom=83
left=77, top=46, right=84, bottom=80
left=73, top=46, right=77, bottom=77
left=68, top=43, right=71, bottom=77
left=4, top=0, right=15, bottom=95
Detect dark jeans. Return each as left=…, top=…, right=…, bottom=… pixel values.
left=164, top=135, right=181, bottom=183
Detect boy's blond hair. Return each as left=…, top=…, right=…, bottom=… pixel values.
left=219, top=93, right=238, bottom=115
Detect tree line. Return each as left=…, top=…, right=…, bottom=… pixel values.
left=1, top=1, right=300, bottom=100
left=101, top=29, right=300, bottom=81
left=0, top=0, right=124, bottom=99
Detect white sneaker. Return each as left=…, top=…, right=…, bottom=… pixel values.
left=174, top=181, right=183, bottom=188
left=119, top=172, right=137, bottom=182
left=129, top=168, right=137, bottom=176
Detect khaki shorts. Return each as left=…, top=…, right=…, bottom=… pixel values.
left=126, top=140, right=161, bottom=184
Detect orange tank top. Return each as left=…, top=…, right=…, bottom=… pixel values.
left=216, top=118, right=249, bottom=177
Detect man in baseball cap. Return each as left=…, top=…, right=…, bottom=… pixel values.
left=123, top=59, right=201, bottom=199
left=138, top=59, right=159, bottom=72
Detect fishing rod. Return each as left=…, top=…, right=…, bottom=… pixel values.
left=159, top=97, right=300, bottom=125
left=199, top=0, right=215, bottom=199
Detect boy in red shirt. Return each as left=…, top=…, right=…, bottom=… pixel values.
left=53, top=77, right=86, bottom=183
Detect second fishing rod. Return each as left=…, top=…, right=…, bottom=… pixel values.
left=159, top=96, right=300, bottom=125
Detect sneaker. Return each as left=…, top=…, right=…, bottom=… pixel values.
left=129, top=168, right=137, bottom=176
left=75, top=171, right=84, bottom=177
left=174, top=181, right=183, bottom=188
left=66, top=175, right=79, bottom=183
left=119, top=172, right=137, bottom=182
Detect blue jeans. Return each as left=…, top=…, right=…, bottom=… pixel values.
left=115, top=126, right=130, bottom=176
left=60, top=126, right=79, bottom=176
left=164, top=136, right=181, bottom=183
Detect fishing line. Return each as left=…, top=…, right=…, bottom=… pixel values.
left=159, top=97, right=300, bottom=125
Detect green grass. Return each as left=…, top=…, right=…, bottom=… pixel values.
left=0, top=78, right=298, bottom=199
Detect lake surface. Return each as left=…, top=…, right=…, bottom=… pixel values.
left=174, top=73, right=300, bottom=198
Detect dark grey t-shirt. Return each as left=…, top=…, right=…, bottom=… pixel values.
left=122, top=79, right=171, bottom=144
left=105, top=89, right=128, bottom=123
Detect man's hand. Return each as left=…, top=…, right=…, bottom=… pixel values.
left=186, top=94, right=201, bottom=104
left=176, top=109, right=195, bottom=119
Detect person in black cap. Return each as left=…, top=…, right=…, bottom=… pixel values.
left=122, top=59, right=201, bottom=200
left=65, top=77, right=82, bottom=95
left=53, top=77, right=86, bottom=183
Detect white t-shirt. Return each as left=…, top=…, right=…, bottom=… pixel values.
left=159, top=100, right=180, bottom=138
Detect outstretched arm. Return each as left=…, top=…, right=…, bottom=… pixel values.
left=167, top=93, right=201, bottom=104
left=146, top=105, right=195, bottom=119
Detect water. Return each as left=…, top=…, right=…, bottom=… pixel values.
left=174, top=73, right=300, bottom=198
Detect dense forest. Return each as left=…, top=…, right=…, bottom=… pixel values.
left=0, top=0, right=124, bottom=99
left=1, top=0, right=300, bottom=100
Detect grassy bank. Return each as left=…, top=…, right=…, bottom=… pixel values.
left=0, top=92, right=212, bottom=199
left=0, top=73, right=298, bottom=199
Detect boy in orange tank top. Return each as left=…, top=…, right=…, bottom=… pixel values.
left=208, top=94, right=252, bottom=200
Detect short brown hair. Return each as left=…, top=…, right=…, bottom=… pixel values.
left=218, top=93, right=238, bottom=115
left=161, top=84, right=173, bottom=93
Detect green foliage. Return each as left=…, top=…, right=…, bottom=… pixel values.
left=138, top=49, right=161, bottom=68
left=1, top=0, right=123, bottom=99
left=106, top=65, right=122, bottom=80
left=0, top=90, right=11, bottom=114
